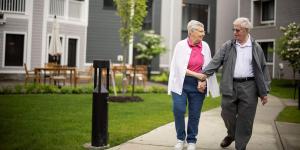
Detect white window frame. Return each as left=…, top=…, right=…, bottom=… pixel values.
left=46, top=34, right=65, bottom=64
left=66, top=35, right=80, bottom=67
left=2, top=31, right=27, bottom=68
left=260, top=0, right=275, bottom=24
left=256, top=39, right=275, bottom=77
left=251, top=0, right=276, bottom=26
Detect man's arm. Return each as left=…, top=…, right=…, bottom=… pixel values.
left=202, top=41, right=230, bottom=76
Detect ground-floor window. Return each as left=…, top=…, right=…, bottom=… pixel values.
left=257, top=41, right=274, bottom=63
left=4, top=33, right=25, bottom=66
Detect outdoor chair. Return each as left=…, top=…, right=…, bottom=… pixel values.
left=74, top=65, right=93, bottom=87
left=49, top=65, right=67, bottom=87
left=129, top=65, right=148, bottom=87
left=24, top=63, right=39, bottom=84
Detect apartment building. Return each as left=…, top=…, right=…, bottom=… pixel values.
left=0, top=0, right=89, bottom=76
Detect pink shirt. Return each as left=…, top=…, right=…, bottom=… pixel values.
left=187, top=38, right=204, bottom=72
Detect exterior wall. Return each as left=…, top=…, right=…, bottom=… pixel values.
left=215, top=0, right=238, bottom=52
left=160, top=0, right=217, bottom=69
left=0, top=0, right=88, bottom=75
left=160, top=0, right=183, bottom=69
left=31, top=0, right=45, bottom=69
left=0, top=18, right=29, bottom=72
left=240, top=0, right=300, bottom=79
left=86, top=0, right=122, bottom=64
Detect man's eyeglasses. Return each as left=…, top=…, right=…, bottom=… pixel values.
left=232, top=28, right=241, bottom=32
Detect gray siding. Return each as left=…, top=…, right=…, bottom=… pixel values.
left=215, top=0, right=238, bottom=51
left=0, top=18, right=28, bottom=71
left=86, top=0, right=122, bottom=63
left=240, top=0, right=300, bottom=79
left=31, top=0, right=45, bottom=68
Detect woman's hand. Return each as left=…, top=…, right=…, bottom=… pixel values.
left=197, top=80, right=206, bottom=93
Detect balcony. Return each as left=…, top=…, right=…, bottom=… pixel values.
left=0, top=0, right=26, bottom=14
left=49, top=0, right=85, bottom=21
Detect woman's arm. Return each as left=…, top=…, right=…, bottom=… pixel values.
left=186, top=69, right=207, bottom=81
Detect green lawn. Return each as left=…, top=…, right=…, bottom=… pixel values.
left=270, top=79, right=299, bottom=99
left=276, top=106, right=300, bottom=123
left=0, top=94, right=220, bottom=150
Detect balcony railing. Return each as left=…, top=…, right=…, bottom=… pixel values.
left=68, top=0, right=82, bottom=19
left=0, top=0, right=26, bottom=13
left=50, top=0, right=84, bottom=20
left=49, top=0, right=65, bottom=16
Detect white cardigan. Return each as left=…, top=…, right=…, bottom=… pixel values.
left=168, top=39, right=220, bottom=98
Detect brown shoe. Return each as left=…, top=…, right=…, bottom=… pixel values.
left=220, top=136, right=234, bottom=148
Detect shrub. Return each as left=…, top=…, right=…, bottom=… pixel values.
left=148, top=86, right=167, bottom=93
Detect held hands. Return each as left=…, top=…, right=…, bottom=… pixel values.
left=195, top=73, right=207, bottom=81
left=260, top=96, right=268, bottom=105
left=197, top=80, right=206, bottom=93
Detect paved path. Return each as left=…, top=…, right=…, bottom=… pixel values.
left=109, top=95, right=287, bottom=150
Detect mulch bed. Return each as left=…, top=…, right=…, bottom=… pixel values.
left=108, top=96, right=144, bottom=102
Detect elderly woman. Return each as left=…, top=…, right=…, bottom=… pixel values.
left=168, top=20, right=219, bottom=150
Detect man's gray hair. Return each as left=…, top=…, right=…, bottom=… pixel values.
left=187, top=20, right=204, bottom=35
left=233, top=17, right=253, bottom=30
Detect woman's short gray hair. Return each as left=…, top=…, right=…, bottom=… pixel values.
left=187, top=20, right=204, bottom=35
left=233, top=17, right=253, bottom=30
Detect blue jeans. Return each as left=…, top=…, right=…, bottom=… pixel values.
left=172, top=76, right=205, bottom=143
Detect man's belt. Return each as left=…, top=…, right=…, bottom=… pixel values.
left=233, top=77, right=255, bottom=82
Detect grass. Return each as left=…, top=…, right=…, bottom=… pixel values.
left=270, top=79, right=299, bottom=99
left=276, top=106, right=300, bottom=123
left=0, top=94, right=220, bottom=150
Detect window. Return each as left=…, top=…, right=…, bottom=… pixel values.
left=252, top=0, right=275, bottom=26
left=261, top=0, right=274, bottom=22
left=5, top=34, right=25, bottom=66
left=142, top=0, right=153, bottom=30
left=258, top=41, right=274, bottom=63
left=182, top=3, right=208, bottom=39
left=103, top=0, right=116, bottom=10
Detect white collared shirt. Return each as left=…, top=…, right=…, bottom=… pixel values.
left=168, top=39, right=220, bottom=97
left=234, top=35, right=254, bottom=78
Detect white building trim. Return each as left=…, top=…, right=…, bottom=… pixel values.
left=26, top=0, right=33, bottom=69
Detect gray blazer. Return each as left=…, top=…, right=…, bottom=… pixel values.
left=202, top=38, right=271, bottom=97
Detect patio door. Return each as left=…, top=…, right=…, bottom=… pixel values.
left=67, top=38, right=77, bottom=67
left=5, top=34, right=25, bottom=66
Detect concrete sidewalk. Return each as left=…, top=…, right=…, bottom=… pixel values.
left=108, top=95, right=298, bottom=150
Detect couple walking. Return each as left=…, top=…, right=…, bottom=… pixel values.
left=168, top=17, right=271, bottom=150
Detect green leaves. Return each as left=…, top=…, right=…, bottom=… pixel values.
left=135, top=30, right=167, bottom=64
left=114, top=0, right=147, bottom=63
left=277, top=22, right=300, bottom=75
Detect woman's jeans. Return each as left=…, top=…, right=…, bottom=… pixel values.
left=172, top=76, right=205, bottom=143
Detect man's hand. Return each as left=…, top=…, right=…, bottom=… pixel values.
left=260, top=96, right=268, bottom=105
left=195, top=73, right=207, bottom=81
left=197, top=81, right=206, bottom=93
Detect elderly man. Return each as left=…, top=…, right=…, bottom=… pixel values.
left=168, top=20, right=219, bottom=150
left=202, top=17, right=271, bottom=150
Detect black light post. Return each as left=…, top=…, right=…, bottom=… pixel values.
left=84, top=60, right=110, bottom=149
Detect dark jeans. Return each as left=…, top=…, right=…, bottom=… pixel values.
left=172, top=76, right=205, bottom=143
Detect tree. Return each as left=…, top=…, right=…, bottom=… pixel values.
left=277, top=22, right=300, bottom=80
left=114, top=0, right=147, bottom=95
left=114, top=0, right=147, bottom=64
left=135, top=30, right=167, bottom=65
left=277, top=22, right=300, bottom=100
